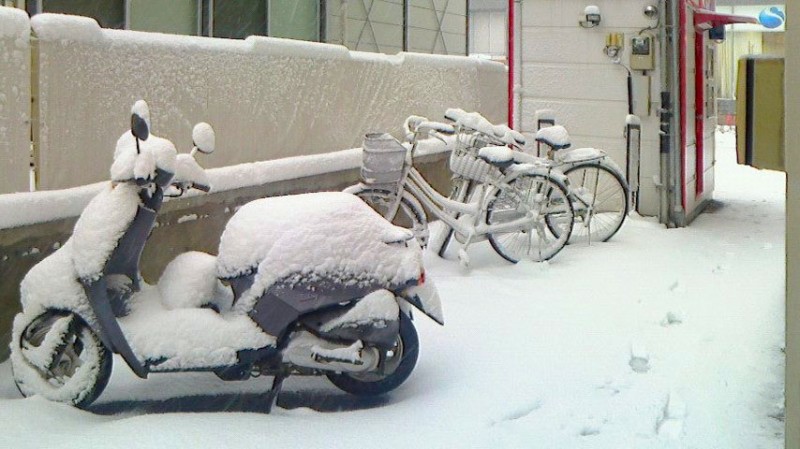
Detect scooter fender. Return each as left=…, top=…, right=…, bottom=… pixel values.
left=398, top=279, right=444, bottom=325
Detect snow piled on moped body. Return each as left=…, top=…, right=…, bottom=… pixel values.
left=217, top=192, right=423, bottom=313
left=72, top=130, right=177, bottom=282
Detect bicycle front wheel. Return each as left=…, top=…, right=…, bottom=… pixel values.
left=486, top=174, right=574, bottom=263
left=561, top=163, right=629, bottom=243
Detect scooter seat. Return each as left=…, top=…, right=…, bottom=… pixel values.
left=158, top=251, right=233, bottom=312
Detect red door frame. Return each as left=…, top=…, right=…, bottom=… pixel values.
left=679, top=0, right=708, bottom=211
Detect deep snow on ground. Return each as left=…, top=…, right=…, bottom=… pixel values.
left=0, top=131, right=785, bottom=448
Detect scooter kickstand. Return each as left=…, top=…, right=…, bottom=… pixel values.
left=265, top=372, right=287, bottom=414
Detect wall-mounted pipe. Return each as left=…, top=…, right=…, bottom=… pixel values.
left=668, top=0, right=683, bottom=226
left=507, top=0, right=514, bottom=127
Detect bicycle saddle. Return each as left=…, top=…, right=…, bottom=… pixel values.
left=535, top=126, right=571, bottom=150
left=477, top=146, right=515, bottom=170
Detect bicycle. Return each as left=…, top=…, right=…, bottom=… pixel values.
left=346, top=117, right=575, bottom=265
left=437, top=110, right=629, bottom=252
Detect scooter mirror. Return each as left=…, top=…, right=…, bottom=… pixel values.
left=131, top=113, right=149, bottom=141
left=192, top=122, right=215, bottom=154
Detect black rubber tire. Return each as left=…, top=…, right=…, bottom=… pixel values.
left=547, top=163, right=629, bottom=244
left=486, top=173, right=574, bottom=263
left=12, top=311, right=113, bottom=409
left=326, top=313, right=419, bottom=397
left=353, top=188, right=429, bottom=247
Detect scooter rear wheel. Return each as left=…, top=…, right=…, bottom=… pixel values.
left=326, top=313, right=419, bottom=396
left=12, top=310, right=112, bottom=409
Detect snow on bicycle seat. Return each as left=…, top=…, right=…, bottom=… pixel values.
left=535, top=125, right=571, bottom=150
left=216, top=192, right=423, bottom=310
left=492, top=124, right=526, bottom=147
left=478, top=146, right=514, bottom=167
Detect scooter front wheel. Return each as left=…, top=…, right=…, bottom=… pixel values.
left=11, top=310, right=112, bottom=409
left=326, top=313, right=419, bottom=396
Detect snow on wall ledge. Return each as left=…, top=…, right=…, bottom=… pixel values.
left=0, top=138, right=450, bottom=230
left=0, top=7, right=31, bottom=194
left=28, top=13, right=506, bottom=190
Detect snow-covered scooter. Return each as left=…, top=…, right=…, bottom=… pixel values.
left=10, top=101, right=443, bottom=410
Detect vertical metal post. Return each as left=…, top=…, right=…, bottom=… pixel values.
left=625, top=115, right=642, bottom=212
left=319, top=0, right=327, bottom=42
left=124, top=0, right=131, bottom=30
left=403, top=0, right=409, bottom=51
left=265, top=0, right=270, bottom=36
left=465, top=0, right=470, bottom=55
left=29, top=35, right=40, bottom=191
left=534, top=109, right=555, bottom=157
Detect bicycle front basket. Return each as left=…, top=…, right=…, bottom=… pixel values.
left=449, top=133, right=493, bottom=182
left=361, top=133, right=407, bottom=185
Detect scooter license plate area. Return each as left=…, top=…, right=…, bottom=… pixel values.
left=401, top=280, right=444, bottom=325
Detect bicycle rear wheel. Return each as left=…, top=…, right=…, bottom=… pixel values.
left=352, top=188, right=429, bottom=247
left=486, top=173, right=574, bottom=263
left=559, top=163, right=628, bottom=243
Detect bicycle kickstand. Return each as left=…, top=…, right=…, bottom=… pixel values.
left=265, top=371, right=288, bottom=413
left=458, top=232, right=476, bottom=268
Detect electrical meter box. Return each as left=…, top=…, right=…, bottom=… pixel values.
left=630, top=35, right=655, bottom=71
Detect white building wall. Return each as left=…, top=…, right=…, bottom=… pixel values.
left=0, top=7, right=31, bottom=194
left=470, top=9, right=507, bottom=58
left=518, top=0, right=664, bottom=216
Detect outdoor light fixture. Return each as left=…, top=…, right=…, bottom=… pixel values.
left=643, top=5, right=659, bottom=20
left=579, top=5, right=601, bottom=28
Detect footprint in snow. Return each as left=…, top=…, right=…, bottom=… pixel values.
left=660, top=311, right=684, bottom=327
left=492, top=400, right=543, bottom=425
left=629, top=342, right=650, bottom=373
left=657, top=392, right=687, bottom=439
left=579, top=426, right=601, bottom=437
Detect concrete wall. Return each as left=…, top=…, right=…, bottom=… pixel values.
left=517, top=0, right=664, bottom=217
left=29, top=13, right=502, bottom=190
left=785, top=1, right=798, bottom=446
left=0, top=7, right=31, bottom=194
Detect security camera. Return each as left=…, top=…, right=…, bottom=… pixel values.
left=579, top=5, right=601, bottom=28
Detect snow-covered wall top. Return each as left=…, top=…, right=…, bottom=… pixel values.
left=0, top=7, right=31, bottom=194
left=27, top=13, right=505, bottom=190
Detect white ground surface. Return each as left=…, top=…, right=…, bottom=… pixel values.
left=0, top=131, right=785, bottom=448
